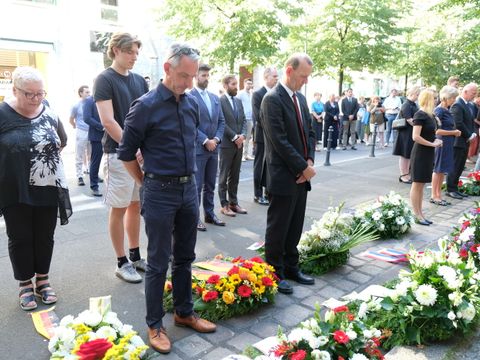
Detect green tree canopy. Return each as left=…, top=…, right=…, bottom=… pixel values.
left=160, top=0, right=303, bottom=73
left=289, top=0, right=405, bottom=94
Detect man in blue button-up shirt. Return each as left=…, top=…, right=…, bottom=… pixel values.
left=118, top=43, right=217, bottom=354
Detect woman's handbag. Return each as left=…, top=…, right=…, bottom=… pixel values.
left=392, top=113, right=407, bottom=130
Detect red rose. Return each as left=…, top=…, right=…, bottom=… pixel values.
left=262, top=277, right=274, bottom=286
left=207, top=274, right=220, bottom=284
left=237, top=284, right=252, bottom=297
left=76, top=338, right=113, bottom=360
left=338, top=357, right=345, bottom=360
left=196, top=286, right=204, bottom=296
left=459, top=248, right=469, bottom=258
left=232, top=256, right=244, bottom=263
left=347, top=313, right=355, bottom=321
left=228, top=266, right=240, bottom=276
left=290, top=349, right=307, bottom=360
left=471, top=244, right=480, bottom=253
left=250, top=256, right=265, bottom=263
left=333, top=305, right=349, bottom=313
left=333, top=330, right=350, bottom=344
left=202, top=290, right=218, bottom=302
left=458, top=180, right=463, bottom=187
left=241, top=262, right=253, bottom=269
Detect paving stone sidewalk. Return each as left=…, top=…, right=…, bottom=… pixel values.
left=147, top=183, right=478, bottom=358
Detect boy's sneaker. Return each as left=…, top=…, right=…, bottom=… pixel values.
left=115, top=262, right=142, bottom=283
left=132, top=258, right=148, bottom=272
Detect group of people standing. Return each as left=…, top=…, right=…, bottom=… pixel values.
left=0, top=32, right=318, bottom=355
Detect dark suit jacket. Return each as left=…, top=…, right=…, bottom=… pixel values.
left=324, top=101, right=340, bottom=122
left=261, top=84, right=316, bottom=196
left=340, top=97, right=359, bottom=121
left=190, top=88, right=225, bottom=155
left=452, top=98, right=475, bottom=149
left=83, top=96, right=104, bottom=142
left=252, top=86, right=268, bottom=144
left=220, top=95, right=247, bottom=149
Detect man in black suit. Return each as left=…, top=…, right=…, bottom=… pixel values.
left=252, top=67, right=279, bottom=206
left=218, top=75, right=248, bottom=217
left=447, top=83, right=478, bottom=199
left=190, top=64, right=226, bottom=230
left=261, top=53, right=316, bottom=294
left=340, top=88, right=359, bottom=150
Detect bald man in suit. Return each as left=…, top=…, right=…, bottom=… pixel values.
left=261, top=54, right=316, bottom=294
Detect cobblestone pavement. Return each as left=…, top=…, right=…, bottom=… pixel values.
left=0, top=142, right=477, bottom=359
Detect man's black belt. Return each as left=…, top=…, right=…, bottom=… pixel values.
left=144, top=173, right=192, bottom=184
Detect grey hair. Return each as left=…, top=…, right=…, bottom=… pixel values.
left=263, top=67, right=277, bottom=79
left=439, top=85, right=459, bottom=102
left=284, top=53, right=313, bottom=70
left=12, top=66, right=44, bottom=89
left=167, top=42, right=200, bottom=67
left=407, top=85, right=421, bottom=98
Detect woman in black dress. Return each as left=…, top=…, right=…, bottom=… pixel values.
left=431, top=86, right=461, bottom=205
left=392, top=86, right=421, bottom=183
left=409, top=89, right=443, bottom=226
left=323, top=94, right=340, bottom=149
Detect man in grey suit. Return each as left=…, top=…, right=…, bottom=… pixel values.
left=446, top=83, right=478, bottom=199
left=340, top=88, right=359, bottom=150
left=218, top=75, right=248, bottom=217
left=262, top=53, right=316, bottom=294
left=190, top=64, right=226, bottom=230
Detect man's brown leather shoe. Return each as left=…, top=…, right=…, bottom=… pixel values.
left=174, top=312, right=216, bottom=333
left=148, top=327, right=171, bottom=354
left=220, top=206, right=236, bottom=217
left=229, top=204, right=247, bottom=214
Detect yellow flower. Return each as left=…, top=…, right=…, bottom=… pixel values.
left=252, top=263, right=265, bottom=274
left=164, top=280, right=173, bottom=292
left=229, top=274, right=241, bottom=285
left=255, top=284, right=266, bottom=295
left=215, top=278, right=227, bottom=291
left=72, top=323, right=92, bottom=335
left=224, top=282, right=235, bottom=292
left=192, top=282, right=197, bottom=289
left=222, top=291, right=235, bottom=304
left=238, top=268, right=251, bottom=280
left=247, top=273, right=257, bottom=283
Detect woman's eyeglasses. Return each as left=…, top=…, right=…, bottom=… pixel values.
left=16, top=87, right=47, bottom=100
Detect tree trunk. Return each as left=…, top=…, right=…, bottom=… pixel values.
left=338, top=67, right=344, bottom=96
left=404, top=73, right=408, bottom=95
left=229, top=57, right=235, bottom=74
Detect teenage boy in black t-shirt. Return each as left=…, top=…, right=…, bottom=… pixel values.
left=94, top=32, right=149, bottom=283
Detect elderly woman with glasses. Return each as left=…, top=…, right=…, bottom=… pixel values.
left=0, top=66, right=71, bottom=311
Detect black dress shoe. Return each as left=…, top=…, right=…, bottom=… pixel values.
left=277, top=280, right=293, bottom=294
left=446, top=192, right=463, bottom=200
left=204, top=215, right=226, bottom=226
left=285, top=271, right=315, bottom=285
left=254, top=196, right=269, bottom=206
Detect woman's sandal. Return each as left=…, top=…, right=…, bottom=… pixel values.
left=35, top=275, right=57, bottom=305
left=19, top=280, right=37, bottom=311
left=430, top=198, right=451, bottom=206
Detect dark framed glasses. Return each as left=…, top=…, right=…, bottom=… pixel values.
left=16, top=87, right=47, bottom=100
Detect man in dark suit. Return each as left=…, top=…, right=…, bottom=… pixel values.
left=83, top=94, right=104, bottom=197
left=447, top=83, right=478, bottom=199
left=190, top=64, right=226, bottom=230
left=252, top=67, right=278, bottom=206
left=218, top=75, right=248, bottom=217
left=261, top=53, right=316, bottom=294
left=340, top=88, right=359, bottom=150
